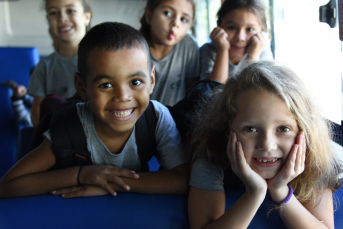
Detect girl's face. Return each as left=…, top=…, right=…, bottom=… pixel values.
left=230, top=89, right=299, bottom=179
left=46, top=0, right=91, bottom=44
left=146, top=0, right=193, bottom=47
left=220, top=8, right=262, bottom=64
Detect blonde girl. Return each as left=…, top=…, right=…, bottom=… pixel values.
left=27, top=0, right=92, bottom=126
left=188, top=60, right=342, bottom=228
left=140, top=0, right=199, bottom=106
left=200, top=0, right=273, bottom=83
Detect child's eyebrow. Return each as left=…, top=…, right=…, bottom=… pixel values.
left=224, top=21, right=259, bottom=27
left=92, top=75, right=113, bottom=83
left=130, top=70, right=147, bottom=78
left=48, top=4, right=75, bottom=10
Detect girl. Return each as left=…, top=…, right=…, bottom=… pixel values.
left=200, top=0, right=273, bottom=83
left=27, top=0, right=92, bottom=126
left=188, top=61, right=342, bottom=228
left=140, top=0, right=200, bottom=107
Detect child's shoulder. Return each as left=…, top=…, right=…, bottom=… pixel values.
left=179, top=34, right=198, bottom=48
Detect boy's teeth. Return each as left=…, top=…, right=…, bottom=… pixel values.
left=111, top=109, right=133, bottom=117
left=257, top=159, right=278, bottom=163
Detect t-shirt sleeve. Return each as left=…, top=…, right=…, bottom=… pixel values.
left=152, top=100, right=188, bottom=170
left=27, top=59, right=47, bottom=98
left=190, top=156, right=224, bottom=191
left=199, top=43, right=216, bottom=80
left=185, top=35, right=200, bottom=79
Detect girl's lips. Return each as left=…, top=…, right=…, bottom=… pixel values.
left=230, top=45, right=245, bottom=52
left=253, top=158, right=281, bottom=168
left=168, top=31, right=175, bottom=40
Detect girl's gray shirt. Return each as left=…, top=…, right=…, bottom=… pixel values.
left=44, top=100, right=187, bottom=172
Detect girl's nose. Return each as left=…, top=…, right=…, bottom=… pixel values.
left=235, top=29, right=247, bottom=41
left=171, top=16, right=180, bottom=28
left=111, top=86, right=132, bottom=102
left=256, top=132, right=277, bottom=152
left=58, top=11, right=68, bottom=23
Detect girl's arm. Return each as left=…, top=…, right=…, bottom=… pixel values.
left=30, top=96, right=43, bottom=126
left=268, top=132, right=334, bottom=228
left=209, top=27, right=230, bottom=83
left=188, top=186, right=265, bottom=229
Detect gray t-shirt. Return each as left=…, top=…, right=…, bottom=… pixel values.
left=150, top=34, right=200, bottom=107
left=199, top=42, right=274, bottom=80
left=27, top=52, right=77, bottom=99
left=190, top=156, right=225, bottom=191
left=44, top=100, right=187, bottom=172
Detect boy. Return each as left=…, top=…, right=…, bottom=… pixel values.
left=0, top=22, right=188, bottom=198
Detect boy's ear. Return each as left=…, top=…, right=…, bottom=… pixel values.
left=149, top=65, right=155, bottom=95
left=74, top=72, right=89, bottom=101
left=145, top=9, right=152, bottom=25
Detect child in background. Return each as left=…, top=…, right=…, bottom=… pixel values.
left=140, top=0, right=200, bottom=106
left=0, top=22, right=188, bottom=198
left=27, top=0, right=92, bottom=126
left=188, top=61, right=342, bottom=228
left=200, top=0, right=273, bottom=83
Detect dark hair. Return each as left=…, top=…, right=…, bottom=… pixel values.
left=78, top=22, right=151, bottom=84
left=43, top=0, right=93, bottom=31
left=217, top=0, right=268, bottom=31
left=140, top=0, right=197, bottom=42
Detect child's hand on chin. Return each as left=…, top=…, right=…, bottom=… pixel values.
left=227, top=131, right=267, bottom=197
left=246, top=31, right=268, bottom=60
left=267, top=131, right=306, bottom=202
left=50, top=185, right=108, bottom=198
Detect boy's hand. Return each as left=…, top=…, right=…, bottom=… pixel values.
left=227, top=131, right=267, bottom=196
left=246, top=31, right=267, bottom=60
left=210, top=27, right=230, bottom=51
left=2, top=80, right=27, bottom=97
left=267, top=132, right=306, bottom=203
left=79, top=165, right=139, bottom=196
left=51, top=185, right=108, bottom=198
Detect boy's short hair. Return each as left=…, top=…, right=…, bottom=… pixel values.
left=78, top=22, right=151, bottom=84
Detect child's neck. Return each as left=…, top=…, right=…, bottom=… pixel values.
left=57, top=41, right=79, bottom=57
left=149, top=42, right=174, bottom=60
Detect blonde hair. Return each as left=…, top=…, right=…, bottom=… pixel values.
left=191, top=60, right=342, bottom=204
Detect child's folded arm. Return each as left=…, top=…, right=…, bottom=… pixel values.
left=0, top=139, right=80, bottom=198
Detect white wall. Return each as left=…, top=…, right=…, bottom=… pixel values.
left=0, top=0, right=147, bottom=56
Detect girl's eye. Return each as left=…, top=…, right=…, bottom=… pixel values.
left=227, top=26, right=235, bottom=30
left=244, top=126, right=257, bottom=132
left=48, top=11, right=57, bottom=16
left=99, top=83, right=113, bottom=88
left=130, top=79, right=142, bottom=86
left=247, top=28, right=255, bottom=32
left=67, top=9, right=76, bottom=14
left=278, top=126, right=290, bottom=132
left=181, top=17, right=188, bottom=23
left=164, top=11, right=171, bottom=17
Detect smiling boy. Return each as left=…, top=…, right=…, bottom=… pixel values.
left=0, top=22, right=188, bottom=198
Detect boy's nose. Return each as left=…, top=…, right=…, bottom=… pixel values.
left=111, top=86, right=132, bottom=102
left=256, top=132, right=277, bottom=152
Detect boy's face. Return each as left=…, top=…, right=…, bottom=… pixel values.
left=75, top=48, right=155, bottom=136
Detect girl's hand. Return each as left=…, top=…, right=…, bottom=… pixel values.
left=79, top=165, right=139, bottom=196
left=51, top=185, right=108, bottom=198
left=210, top=27, right=230, bottom=51
left=267, top=132, right=306, bottom=202
left=227, top=131, right=267, bottom=196
left=246, top=31, right=268, bottom=60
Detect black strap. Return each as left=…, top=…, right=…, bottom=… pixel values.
left=50, top=104, right=91, bottom=169
left=135, top=101, right=157, bottom=172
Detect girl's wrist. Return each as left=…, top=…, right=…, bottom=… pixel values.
left=268, top=185, right=290, bottom=203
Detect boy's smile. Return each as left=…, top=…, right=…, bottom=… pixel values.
left=76, top=48, right=155, bottom=138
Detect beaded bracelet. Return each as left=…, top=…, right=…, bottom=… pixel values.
left=271, top=185, right=293, bottom=206
left=77, top=165, right=84, bottom=185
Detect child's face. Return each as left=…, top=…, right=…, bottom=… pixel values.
left=146, top=0, right=193, bottom=47
left=46, top=0, right=91, bottom=44
left=220, top=9, right=262, bottom=64
left=230, top=89, right=299, bottom=179
left=76, top=48, right=155, bottom=136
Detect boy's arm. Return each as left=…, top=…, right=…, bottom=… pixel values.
left=31, top=96, right=43, bottom=126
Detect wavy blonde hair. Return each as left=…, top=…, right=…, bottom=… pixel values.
left=191, top=60, right=342, bottom=204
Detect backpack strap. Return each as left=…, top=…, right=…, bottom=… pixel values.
left=135, top=101, right=157, bottom=172
left=50, top=103, right=92, bottom=170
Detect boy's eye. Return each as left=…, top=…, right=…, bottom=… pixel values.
left=99, top=83, right=113, bottom=88
left=278, top=126, right=290, bottom=132
left=130, top=79, right=142, bottom=86
left=48, top=11, right=57, bottom=16
left=67, top=9, right=76, bottom=14
left=244, top=126, right=257, bottom=132
left=227, top=26, right=235, bottom=30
